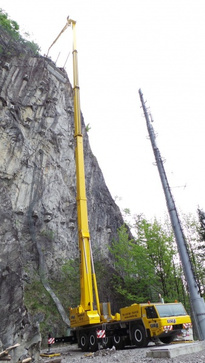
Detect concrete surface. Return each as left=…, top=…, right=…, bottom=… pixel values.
left=146, top=341, right=205, bottom=358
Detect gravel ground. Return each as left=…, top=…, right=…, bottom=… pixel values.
left=41, top=342, right=205, bottom=363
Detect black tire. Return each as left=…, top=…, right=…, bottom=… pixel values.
left=79, top=332, right=89, bottom=352
left=112, top=334, right=124, bottom=350
left=102, top=336, right=113, bottom=349
left=160, top=336, right=174, bottom=344
left=89, top=331, right=98, bottom=352
left=131, top=325, right=148, bottom=348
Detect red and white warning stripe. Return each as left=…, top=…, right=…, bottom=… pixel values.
left=183, top=323, right=192, bottom=329
left=96, top=330, right=106, bottom=339
left=48, top=337, right=55, bottom=345
left=163, top=325, right=173, bottom=331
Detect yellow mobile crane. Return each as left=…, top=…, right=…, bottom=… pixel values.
left=47, top=17, right=107, bottom=328
left=50, top=18, right=192, bottom=352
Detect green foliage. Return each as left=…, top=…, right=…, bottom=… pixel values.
left=60, top=258, right=80, bottom=306
left=25, top=279, right=52, bottom=313
left=0, top=9, right=19, bottom=39
left=85, top=123, right=91, bottom=132
left=49, top=259, right=80, bottom=310
left=94, top=260, right=115, bottom=303
left=0, top=8, right=40, bottom=54
left=109, top=215, right=189, bottom=306
left=139, top=218, right=176, bottom=298
left=109, top=224, right=155, bottom=304
left=197, top=208, right=205, bottom=242
left=183, top=211, right=205, bottom=297
left=24, top=259, right=80, bottom=341
left=24, top=278, right=65, bottom=342
left=26, top=40, right=40, bottom=54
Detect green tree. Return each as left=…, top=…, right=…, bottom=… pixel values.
left=0, top=9, right=20, bottom=39
left=197, top=208, right=205, bottom=243
left=134, top=216, right=185, bottom=302
left=183, top=211, right=205, bottom=297
left=110, top=225, right=138, bottom=301
left=110, top=214, right=188, bottom=306
left=61, top=258, right=80, bottom=306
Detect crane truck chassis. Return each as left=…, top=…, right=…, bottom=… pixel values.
left=55, top=302, right=192, bottom=351
left=50, top=18, right=192, bottom=352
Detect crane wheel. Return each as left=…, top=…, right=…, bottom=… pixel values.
left=89, top=331, right=98, bottom=352
left=79, top=332, right=89, bottom=352
left=131, top=324, right=148, bottom=348
left=102, top=336, right=112, bottom=349
left=112, top=334, right=124, bottom=350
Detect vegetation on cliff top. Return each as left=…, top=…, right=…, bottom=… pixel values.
left=0, top=8, right=40, bottom=54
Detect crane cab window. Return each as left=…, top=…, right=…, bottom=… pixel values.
left=146, top=306, right=158, bottom=319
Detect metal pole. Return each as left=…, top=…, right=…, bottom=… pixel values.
left=139, top=88, right=205, bottom=340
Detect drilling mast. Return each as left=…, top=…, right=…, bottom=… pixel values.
left=139, top=88, right=205, bottom=340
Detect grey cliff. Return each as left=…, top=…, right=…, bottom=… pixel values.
left=0, top=28, right=124, bottom=362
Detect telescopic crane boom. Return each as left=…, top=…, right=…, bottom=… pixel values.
left=47, top=17, right=101, bottom=327
left=139, top=88, right=205, bottom=340
left=68, top=18, right=101, bottom=327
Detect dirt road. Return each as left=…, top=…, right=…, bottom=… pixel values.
left=41, top=342, right=205, bottom=363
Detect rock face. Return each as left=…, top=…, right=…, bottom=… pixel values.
left=0, top=27, right=124, bottom=361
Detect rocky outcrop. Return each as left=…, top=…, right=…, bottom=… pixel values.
left=0, top=26, right=124, bottom=361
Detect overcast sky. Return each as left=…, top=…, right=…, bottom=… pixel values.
left=1, top=0, right=205, bottom=221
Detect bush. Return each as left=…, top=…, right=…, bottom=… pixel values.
left=0, top=9, right=20, bottom=39
left=0, top=8, right=40, bottom=54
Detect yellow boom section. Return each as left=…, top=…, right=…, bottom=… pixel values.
left=47, top=17, right=101, bottom=327
left=72, top=20, right=92, bottom=311
left=68, top=19, right=101, bottom=326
